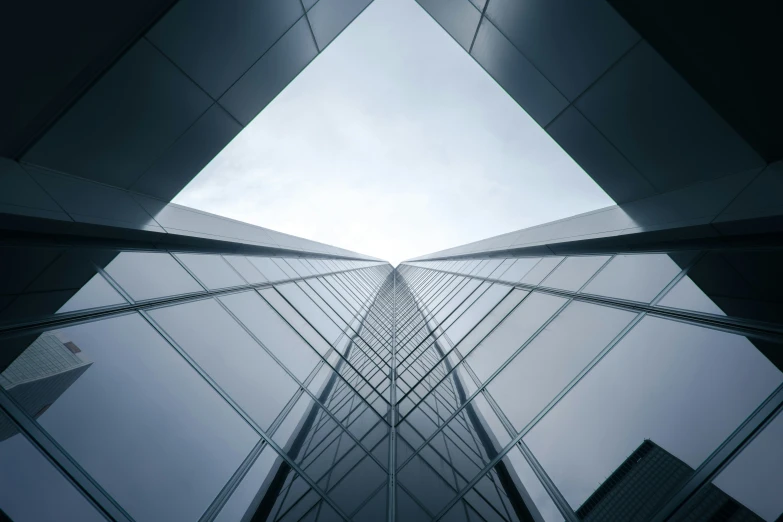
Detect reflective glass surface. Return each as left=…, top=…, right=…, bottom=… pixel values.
left=104, top=251, right=203, bottom=301
left=488, top=301, right=635, bottom=432
left=581, top=253, right=682, bottom=302
left=223, top=255, right=268, bottom=284
left=3, top=244, right=781, bottom=521
left=56, top=273, right=127, bottom=314
left=524, top=317, right=781, bottom=512
left=712, top=410, right=783, bottom=521
left=149, top=296, right=301, bottom=429
left=248, top=256, right=290, bottom=282
left=520, top=257, right=563, bottom=285
left=1, top=315, right=259, bottom=521
left=658, top=275, right=726, bottom=315
left=539, top=255, right=610, bottom=291
left=174, top=252, right=245, bottom=289
left=465, top=292, right=566, bottom=384
left=0, top=410, right=105, bottom=521
left=0, top=246, right=126, bottom=325
left=495, top=257, right=541, bottom=283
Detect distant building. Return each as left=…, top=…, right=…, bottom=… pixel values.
left=577, top=440, right=762, bottom=522
left=0, top=332, right=91, bottom=441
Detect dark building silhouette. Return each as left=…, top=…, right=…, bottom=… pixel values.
left=577, top=440, right=763, bottom=522
left=0, top=333, right=91, bottom=441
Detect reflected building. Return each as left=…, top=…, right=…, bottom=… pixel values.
left=0, top=332, right=91, bottom=441
left=1, top=0, right=782, bottom=520
left=577, top=440, right=762, bottom=522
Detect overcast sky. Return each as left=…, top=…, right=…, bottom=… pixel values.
left=174, top=0, right=613, bottom=265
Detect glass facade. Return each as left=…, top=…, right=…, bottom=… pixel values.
left=1, top=246, right=781, bottom=521
left=3, top=0, right=780, bottom=518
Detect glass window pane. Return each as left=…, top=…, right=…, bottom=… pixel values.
left=0, top=246, right=127, bottom=325
left=307, top=278, right=356, bottom=325
left=0, top=410, right=105, bottom=521
left=398, top=449, right=458, bottom=515
left=307, top=259, right=329, bottom=275
left=474, top=259, right=503, bottom=278
left=524, top=317, right=782, bottom=513
left=581, top=254, right=682, bottom=303
left=258, top=288, right=333, bottom=357
left=658, top=276, right=726, bottom=316
left=539, top=256, right=610, bottom=292
left=505, top=446, right=564, bottom=522
left=105, top=251, right=203, bottom=301
left=247, top=257, right=288, bottom=282
left=215, top=446, right=281, bottom=522
left=223, top=255, right=267, bottom=284
left=273, top=258, right=299, bottom=279
left=439, top=282, right=493, bottom=334
left=711, top=409, right=783, bottom=521
left=286, top=258, right=314, bottom=277
left=326, top=451, right=387, bottom=515
left=488, top=302, right=636, bottom=432
left=56, top=273, right=127, bottom=314
left=275, top=282, right=344, bottom=345
left=149, top=297, right=300, bottom=428
left=433, top=279, right=482, bottom=325
left=488, top=258, right=514, bottom=279
left=1, top=315, right=259, bottom=521
left=465, top=292, right=566, bottom=384
left=452, top=288, right=528, bottom=361
left=273, top=393, right=311, bottom=450
left=444, top=284, right=510, bottom=347
left=496, top=257, right=542, bottom=283
left=520, top=257, right=563, bottom=286
left=467, top=260, right=487, bottom=276
left=174, top=253, right=245, bottom=290
left=220, top=290, right=322, bottom=381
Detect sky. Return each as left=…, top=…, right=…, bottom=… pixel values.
left=173, top=0, right=614, bottom=266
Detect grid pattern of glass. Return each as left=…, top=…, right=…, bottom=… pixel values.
left=401, top=253, right=783, bottom=522
left=2, top=247, right=782, bottom=521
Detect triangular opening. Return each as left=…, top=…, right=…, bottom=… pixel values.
left=173, top=0, right=613, bottom=265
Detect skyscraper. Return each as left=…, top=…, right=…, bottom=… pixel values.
left=576, top=440, right=763, bottom=522
left=0, top=332, right=91, bottom=441
left=1, top=0, right=781, bottom=521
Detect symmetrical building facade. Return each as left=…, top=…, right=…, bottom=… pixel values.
left=1, top=0, right=781, bottom=521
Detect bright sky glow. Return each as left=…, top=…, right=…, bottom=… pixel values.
left=174, top=0, right=614, bottom=265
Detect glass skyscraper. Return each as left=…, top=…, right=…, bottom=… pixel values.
left=1, top=0, right=781, bottom=521
left=1, top=246, right=781, bottom=521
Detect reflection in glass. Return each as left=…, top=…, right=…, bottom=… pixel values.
left=577, top=440, right=764, bottom=521
left=539, top=255, right=609, bottom=292
left=465, top=292, right=566, bottom=384
left=104, top=251, right=203, bottom=301
left=2, top=314, right=259, bottom=521
left=0, top=410, right=105, bottom=521
left=658, top=275, right=726, bottom=316
left=56, top=273, right=127, bottom=314
left=174, top=253, right=245, bottom=290
left=712, top=410, right=783, bottom=521
left=581, top=253, right=682, bottom=302
left=149, top=297, right=301, bottom=429
left=0, top=246, right=125, bottom=324
left=4, top=244, right=782, bottom=521
left=248, top=256, right=289, bottom=282
left=520, top=257, right=563, bottom=285
left=487, top=301, right=635, bottom=432
left=223, top=255, right=268, bottom=284
left=495, top=257, right=542, bottom=283
left=524, top=317, right=782, bottom=513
